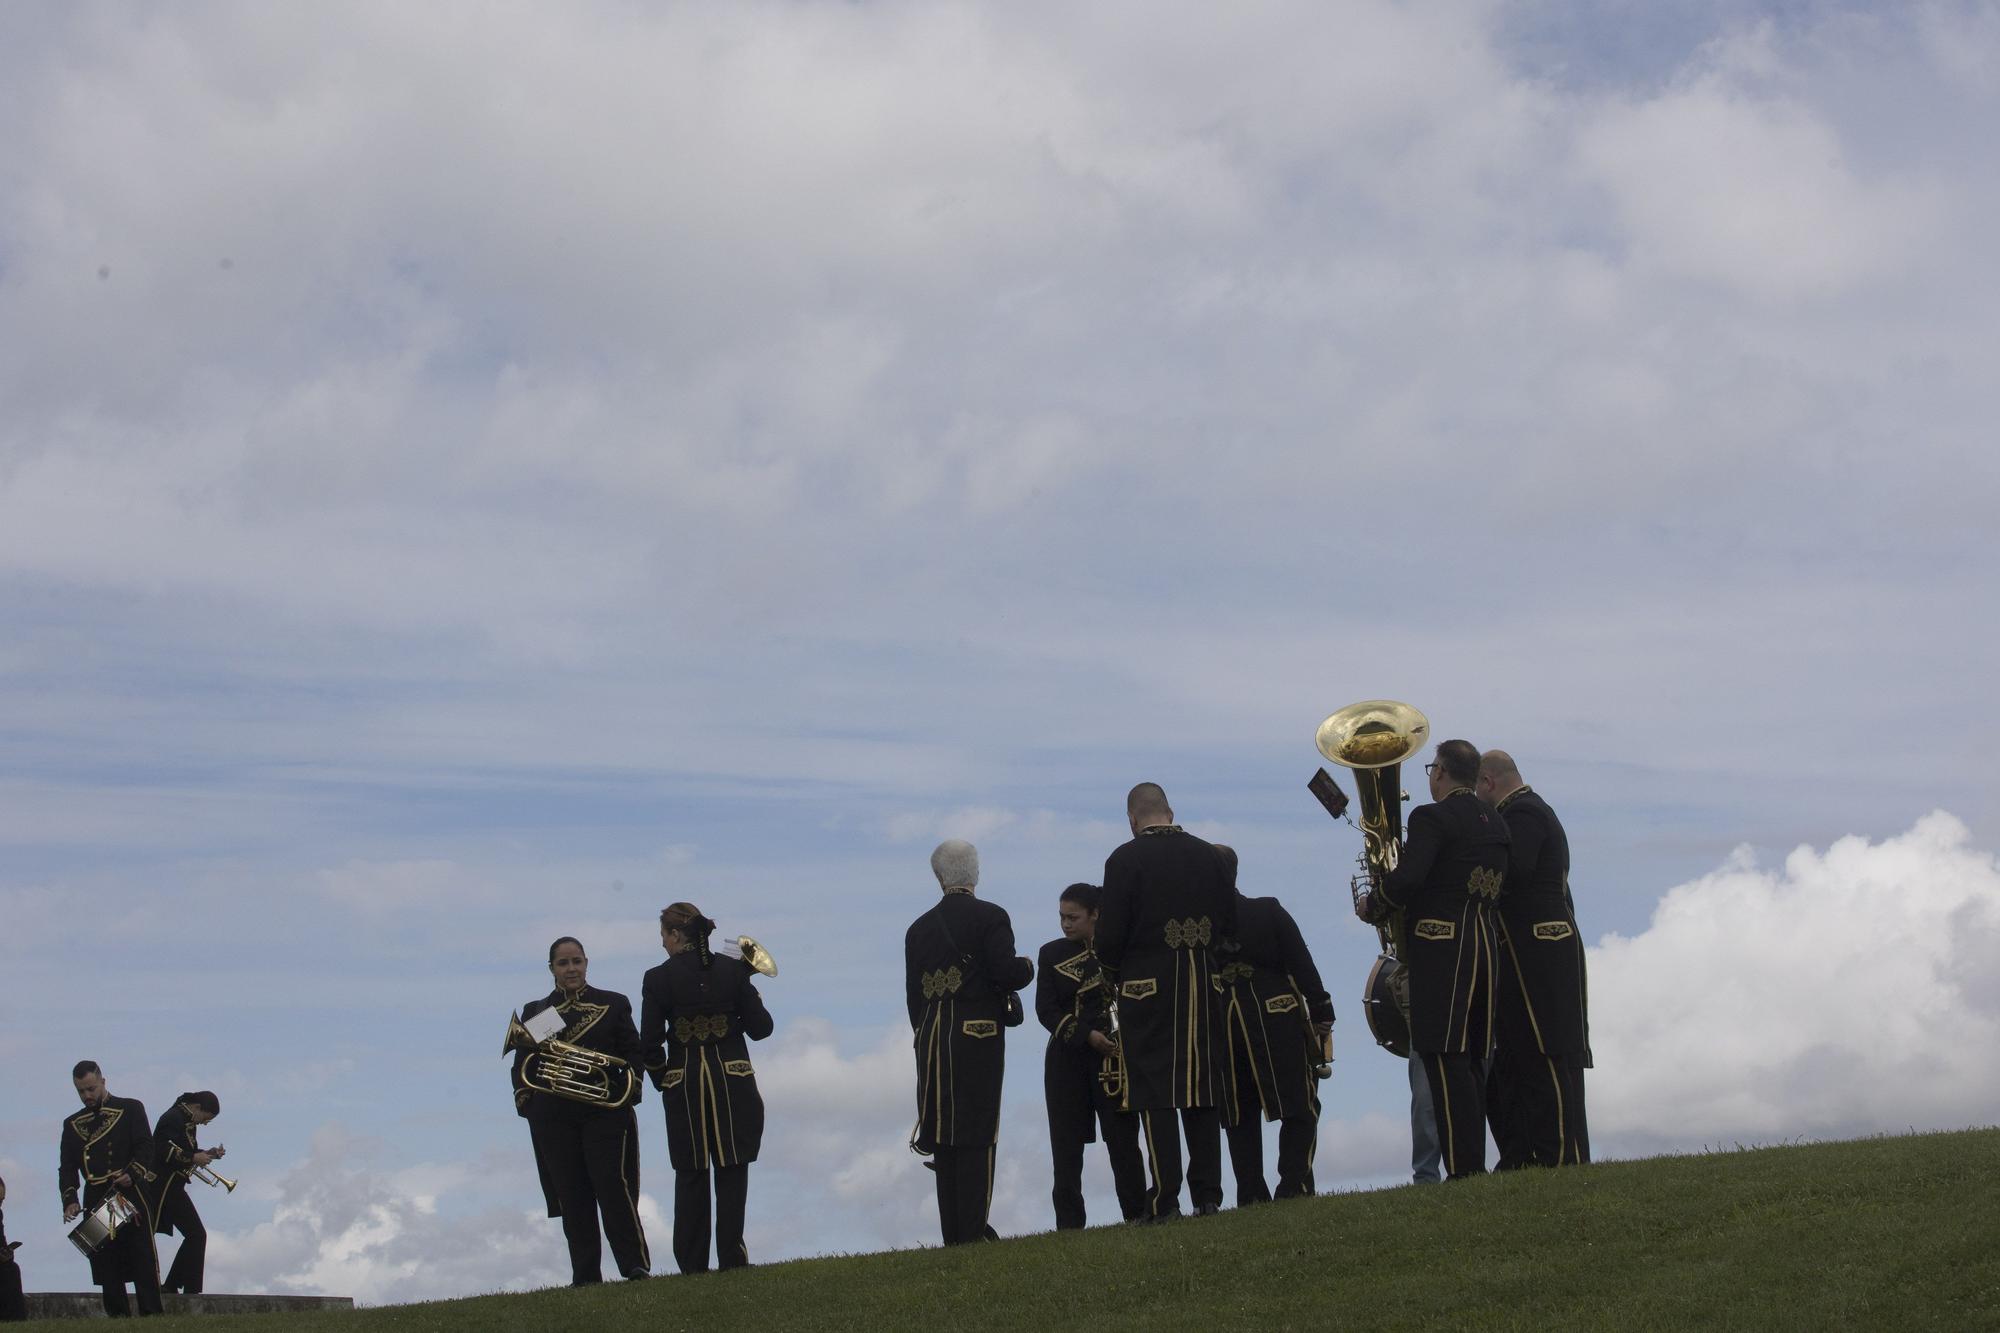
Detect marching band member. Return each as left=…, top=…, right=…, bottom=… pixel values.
left=512, top=937, right=651, bottom=1285
left=905, top=839, right=1034, bottom=1245
left=1, top=1174, right=26, bottom=1323
left=58, top=1061, right=163, bottom=1317
left=1035, top=883, right=1147, bottom=1229
left=1356, top=740, right=1509, bottom=1179
left=1095, top=784, right=1236, bottom=1219
left=1213, top=847, right=1334, bottom=1204
left=639, top=903, right=775, bottom=1274
left=146, top=1092, right=223, bottom=1294
left=1478, top=750, right=1591, bottom=1167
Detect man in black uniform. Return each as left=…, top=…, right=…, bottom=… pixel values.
left=511, top=936, right=651, bottom=1284
left=1213, top=847, right=1334, bottom=1204
left=1035, top=883, right=1148, bottom=1229
left=144, top=1091, right=224, bottom=1294
left=1356, top=740, right=1508, bottom=1180
left=1, top=1173, right=27, bottom=1323
left=58, top=1061, right=163, bottom=1317
left=1478, top=750, right=1591, bottom=1168
left=905, top=839, right=1034, bottom=1245
left=640, top=902, right=776, bottom=1274
left=1095, top=783, right=1236, bottom=1219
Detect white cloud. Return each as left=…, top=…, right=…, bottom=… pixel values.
left=1589, top=811, right=2000, bottom=1152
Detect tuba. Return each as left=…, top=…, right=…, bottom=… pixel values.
left=1316, top=698, right=1430, bottom=1058
left=503, top=1013, right=642, bottom=1110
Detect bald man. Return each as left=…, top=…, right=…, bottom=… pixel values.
left=905, top=839, right=1034, bottom=1244
left=1095, top=783, right=1236, bottom=1219
left=1478, top=751, right=1590, bottom=1167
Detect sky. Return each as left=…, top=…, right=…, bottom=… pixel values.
left=2, top=0, right=1997, bottom=1305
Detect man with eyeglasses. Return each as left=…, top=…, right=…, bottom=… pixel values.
left=1355, top=739, right=1508, bottom=1179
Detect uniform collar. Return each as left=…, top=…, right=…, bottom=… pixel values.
left=1139, top=823, right=1183, bottom=836
left=1496, top=784, right=1533, bottom=811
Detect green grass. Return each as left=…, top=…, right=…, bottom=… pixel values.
left=26, top=1129, right=2000, bottom=1331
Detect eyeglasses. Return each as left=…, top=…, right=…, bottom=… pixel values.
left=1423, top=761, right=1440, bottom=777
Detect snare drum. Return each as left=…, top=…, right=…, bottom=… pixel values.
left=67, top=1192, right=138, bottom=1256
left=1362, top=953, right=1412, bottom=1058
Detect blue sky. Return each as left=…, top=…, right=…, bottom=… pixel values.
left=3, top=0, right=1997, bottom=1302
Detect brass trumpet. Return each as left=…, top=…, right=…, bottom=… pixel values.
left=503, top=1013, right=642, bottom=1110
left=191, top=1163, right=238, bottom=1193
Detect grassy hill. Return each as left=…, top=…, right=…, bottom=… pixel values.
left=24, top=1128, right=1999, bottom=1331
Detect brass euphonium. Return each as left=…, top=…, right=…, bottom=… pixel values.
left=502, top=1013, right=642, bottom=1110
left=1316, top=698, right=1430, bottom=1058
left=719, top=934, right=778, bottom=978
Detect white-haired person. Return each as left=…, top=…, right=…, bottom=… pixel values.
left=904, top=839, right=1034, bottom=1244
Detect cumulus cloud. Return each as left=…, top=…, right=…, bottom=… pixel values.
left=1589, top=811, right=2000, bottom=1152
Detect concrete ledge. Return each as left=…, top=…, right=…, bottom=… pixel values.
left=26, top=1291, right=355, bottom=1319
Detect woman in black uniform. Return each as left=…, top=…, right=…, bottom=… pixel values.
left=1035, top=884, right=1147, bottom=1228
left=639, top=903, right=775, bottom=1274
left=147, top=1091, right=223, bottom=1294
left=512, top=936, right=651, bottom=1284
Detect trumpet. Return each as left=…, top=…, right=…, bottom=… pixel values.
left=191, top=1163, right=238, bottom=1193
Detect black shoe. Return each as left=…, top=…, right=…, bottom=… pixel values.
left=623, top=1268, right=651, bottom=1281
left=1193, top=1203, right=1221, bottom=1217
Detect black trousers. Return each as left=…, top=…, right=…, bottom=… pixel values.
left=157, top=1189, right=206, bottom=1294
left=1417, top=1051, right=1487, bottom=1180
left=1, top=1255, right=26, bottom=1322
left=672, top=1165, right=749, bottom=1274
left=1224, top=1108, right=1320, bottom=1205
left=1136, top=1107, right=1222, bottom=1217
left=1489, top=1047, right=1590, bottom=1168
left=530, top=1113, right=650, bottom=1283
left=99, top=1222, right=163, bottom=1318
left=1051, top=1109, right=1147, bottom=1229
left=932, top=1144, right=996, bottom=1245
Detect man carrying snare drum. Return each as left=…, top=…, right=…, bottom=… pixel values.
left=58, top=1061, right=163, bottom=1318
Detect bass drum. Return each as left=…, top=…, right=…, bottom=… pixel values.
left=1362, top=954, right=1411, bottom=1058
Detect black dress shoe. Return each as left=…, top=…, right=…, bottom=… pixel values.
left=1193, top=1203, right=1221, bottom=1217
left=622, top=1268, right=652, bottom=1281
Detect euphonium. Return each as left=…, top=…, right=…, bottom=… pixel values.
left=502, top=1013, right=642, bottom=1110
left=718, top=934, right=778, bottom=978
left=1316, top=699, right=1430, bottom=1056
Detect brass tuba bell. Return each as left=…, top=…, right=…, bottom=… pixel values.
left=1316, top=699, right=1429, bottom=1057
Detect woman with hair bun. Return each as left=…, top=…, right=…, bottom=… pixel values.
left=639, top=903, right=775, bottom=1274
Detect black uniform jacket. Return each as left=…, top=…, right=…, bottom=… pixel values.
left=905, top=893, right=1033, bottom=1151
left=144, top=1103, right=205, bottom=1235
left=1096, top=827, right=1237, bottom=1112
left=1219, top=893, right=1334, bottom=1125
left=1036, top=938, right=1122, bottom=1139
left=1495, top=787, right=1590, bottom=1058
left=59, top=1094, right=157, bottom=1283
left=1379, top=789, right=1510, bottom=1055
left=640, top=952, right=775, bottom=1170
left=512, top=986, right=644, bottom=1216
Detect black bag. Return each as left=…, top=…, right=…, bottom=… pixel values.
left=939, top=905, right=1025, bottom=1027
